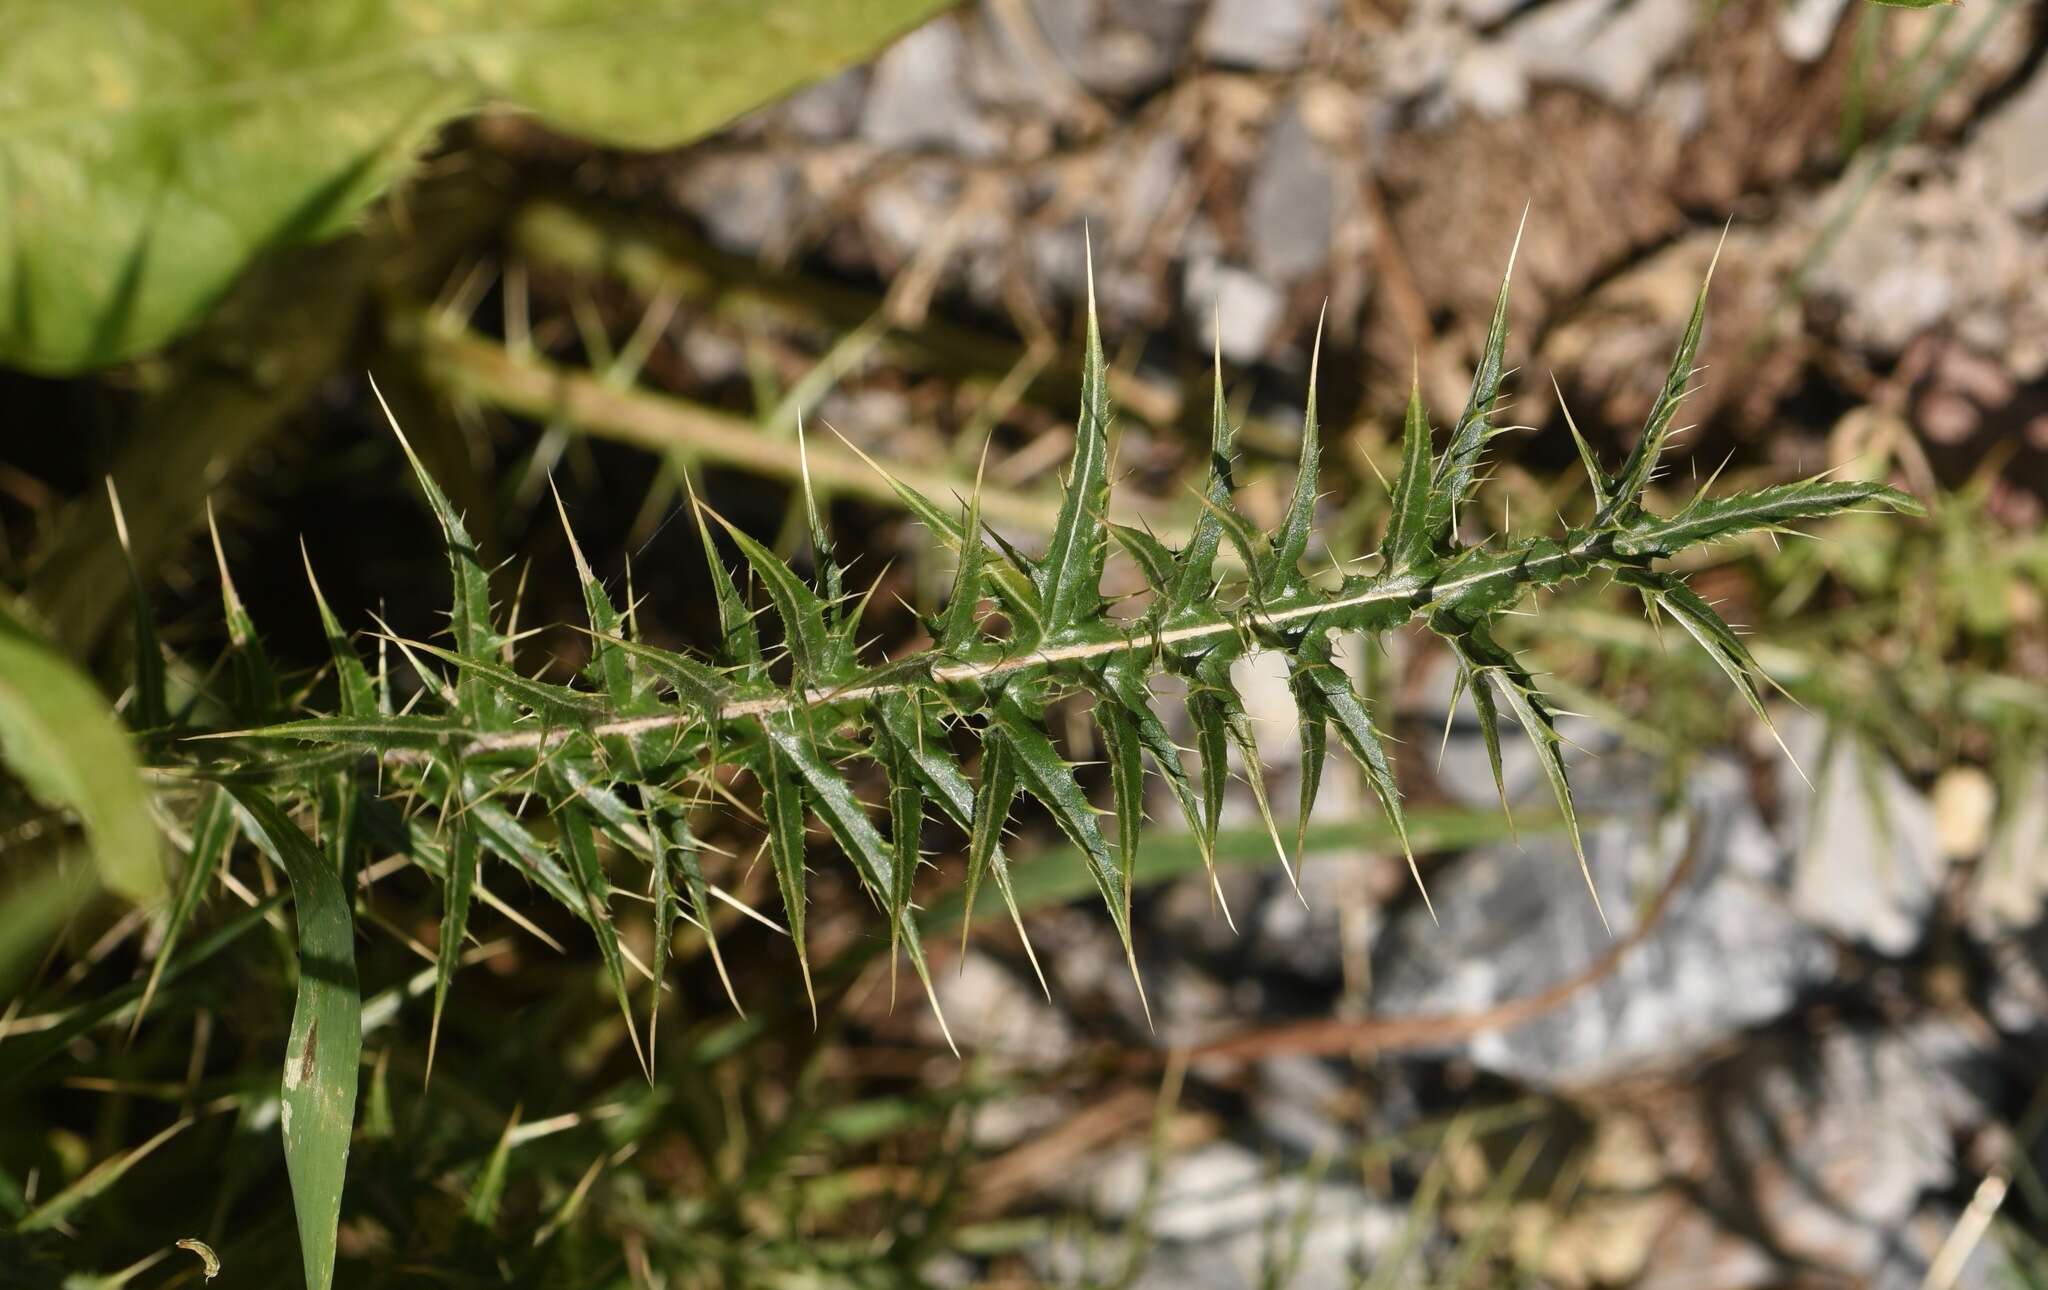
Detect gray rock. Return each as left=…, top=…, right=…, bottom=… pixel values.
left=1774, top=0, right=1850, bottom=64
left=1246, top=101, right=1337, bottom=284
left=1059, top=1140, right=1415, bottom=1289
left=1715, top=1022, right=1993, bottom=1284
left=1186, top=260, right=1284, bottom=363
left=1371, top=755, right=1833, bottom=1086
left=1778, top=714, right=1943, bottom=956
left=862, top=18, right=1002, bottom=155
left=1968, top=759, right=2048, bottom=936
left=1198, top=0, right=1332, bottom=72
left=674, top=155, right=799, bottom=255
left=1503, top=0, right=1697, bottom=107
left=775, top=67, right=868, bottom=140
left=1975, top=60, right=2048, bottom=216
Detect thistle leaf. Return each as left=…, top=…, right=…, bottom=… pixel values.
left=713, top=513, right=839, bottom=679
left=1170, top=336, right=1237, bottom=611
left=426, top=816, right=476, bottom=1085
left=1383, top=372, right=1436, bottom=568
left=132, top=785, right=237, bottom=1036
left=961, top=729, right=1019, bottom=945
left=556, top=801, right=646, bottom=1075
left=1288, top=635, right=1429, bottom=919
left=302, top=544, right=376, bottom=719
left=1604, top=262, right=1713, bottom=524
left=1429, top=223, right=1520, bottom=547
left=371, top=378, right=508, bottom=726
left=1265, top=311, right=1323, bottom=594
left=1616, top=479, right=1923, bottom=558
left=1445, top=623, right=1605, bottom=931
left=553, top=484, right=636, bottom=709
left=752, top=725, right=814, bottom=1012
left=1036, top=247, right=1113, bottom=633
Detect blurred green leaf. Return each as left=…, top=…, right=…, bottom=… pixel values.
left=0, top=611, right=161, bottom=905
left=0, top=0, right=954, bottom=372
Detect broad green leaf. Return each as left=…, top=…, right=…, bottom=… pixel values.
left=0, top=0, right=956, bottom=371
left=0, top=614, right=162, bottom=904
left=229, top=788, right=360, bottom=1290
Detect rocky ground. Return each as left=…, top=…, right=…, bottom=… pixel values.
left=482, top=0, right=2048, bottom=1284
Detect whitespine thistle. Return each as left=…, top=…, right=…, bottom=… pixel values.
left=197, top=237, right=1922, bottom=1048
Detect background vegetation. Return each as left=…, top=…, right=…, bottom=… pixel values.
left=2, top=0, right=2044, bottom=1286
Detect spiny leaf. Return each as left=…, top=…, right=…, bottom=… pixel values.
left=752, top=724, right=815, bottom=1014
left=1171, top=328, right=1237, bottom=611
left=1444, top=623, right=1606, bottom=932
left=209, top=501, right=277, bottom=721
left=1603, top=254, right=1715, bottom=525
left=961, top=729, right=1019, bottom=949
left=1036, top=242, right=1113, bottom=632
left=553, top=483, right=636, bottom=709
left=106, top=480, right=166, bottom=732
left=1265, top=310, right=1324, bottom=594
left=936, top=447, right=991, bottom=651
left=556, top=801, right=647, bottom=1077
left=1288, top=634, right=1430, bottom=920
left=1551, top=376, right=1613, bottom=516
left=302, top=543, right=376, bottom=719
left=994, top=690, right=1146, bottom=1014
left=371, top=378, right=509, bottom=727
left=1616, top=478, right=1923, bottom=557
left=1097, top=698, right=1147, bottom=922
left=712, top=511, right=839, bottom=679
left=686, top=473, right=764, bottom=671
left=132, top=785, right=237, bottom=1036
left=426, top=815, right=477, bottom=1086
left=1429, top=219, right=1521, bottom=547
left=1383, top=371, right=1436, bottom=568
left=228, top=787, right=360, bottom=1290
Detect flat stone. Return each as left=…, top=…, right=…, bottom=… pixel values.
left=1974, top=60, right=2048, bottom=215
left=1186, top=260, right=1285, bottom=364
left=1503, top=0, right=1697, bottom=107
left=1247, top=100, right=1337, bottom=284
left=1371, top=754, right=1833, bottom=1086
left=862, top=18, right=1002, bottom=156
left=1778, top=713, right=1943, bottom=956
left=1198, top=0, right=1332, bottom=72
